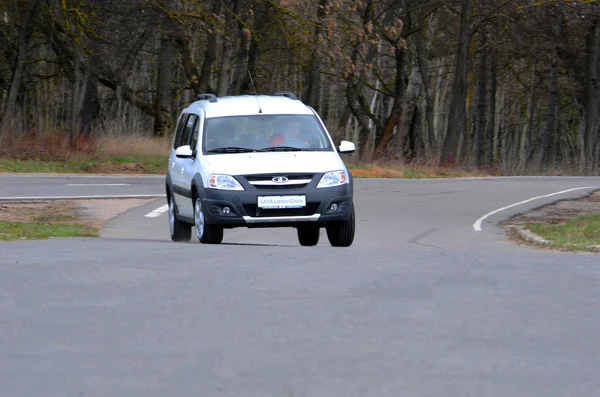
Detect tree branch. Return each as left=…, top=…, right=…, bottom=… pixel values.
left=174, top=36, right=202, bottom=93
left=98, top=76, right=156, bottom=117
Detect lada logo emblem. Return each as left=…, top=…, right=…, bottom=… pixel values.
left=272, top=176, right=289, bottom=183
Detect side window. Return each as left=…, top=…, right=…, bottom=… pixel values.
left=180, top=114, right=197, bottom=148
left=172, top=113, right=188, bottom=149
left=190, top=117, right=200, bottom=151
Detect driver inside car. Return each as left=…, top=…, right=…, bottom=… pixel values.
left=268, top=118, right=310, bottom=147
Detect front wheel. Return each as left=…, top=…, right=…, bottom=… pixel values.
left=194, top=197, right=223, bottom=244
left=297, top=226, right=320, bottom=246
left=168, top=195, right=191, bottom=242
left=325, top=206, right=355, bottom=247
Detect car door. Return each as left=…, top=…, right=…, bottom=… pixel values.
left=169, top=112, right=188, bottom=207
left=181, top=111, right=204, bottom=215
left=172, top=113, right=197, bottom=217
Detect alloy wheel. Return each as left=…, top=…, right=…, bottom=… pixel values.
left=169, top=199, right=175, bottom=236
left=194, top=198, right=205, bottom=240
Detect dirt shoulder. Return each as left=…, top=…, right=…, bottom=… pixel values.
left=501, top=190, right=600, bottom=252
left=0, top=198, right=156, bottom=233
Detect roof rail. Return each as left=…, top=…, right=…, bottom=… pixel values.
left=194, top=93, right=218, bottom=103
left=273, top=91, right=298, bottom=100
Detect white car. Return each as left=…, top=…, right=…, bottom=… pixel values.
left=165, top=92, right=357, bottom=247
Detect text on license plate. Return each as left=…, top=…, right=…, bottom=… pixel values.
left=257, top=195, right=306, bottom=209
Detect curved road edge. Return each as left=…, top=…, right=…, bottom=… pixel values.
left=473, top=186, right=600, bottom=231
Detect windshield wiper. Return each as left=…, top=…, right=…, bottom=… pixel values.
left=207, top=147, right=258, bottom=153
left=259, top=146, right=308, bottom=152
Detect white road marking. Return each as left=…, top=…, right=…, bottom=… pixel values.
left=66, top=183, right=130, bottom=186
left=0, top=174, right=164, bottom=178
left=473, top=186, right=599, bottom=231
left=145, top=204, right=169, bottom=218
left=0, top=194, right=165, bottom=201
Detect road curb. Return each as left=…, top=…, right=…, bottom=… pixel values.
left=511, top=225, right=552, bottom=246
left=511, top=225, right=600, bottom=252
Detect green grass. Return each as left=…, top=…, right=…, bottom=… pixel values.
left=105, top=156, right=167, bottom=172
left=527, top=214, right=600, bottom=250
left=0, top=221, right=99, bottom=242
left=0, top=156, right=167, bottom=174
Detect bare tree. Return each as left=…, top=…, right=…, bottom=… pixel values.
left=1, top=0, right=43, bottom=134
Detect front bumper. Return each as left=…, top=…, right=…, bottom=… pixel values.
left=201, top=172, right=353, bottom=228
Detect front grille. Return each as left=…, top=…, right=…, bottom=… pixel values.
left=243, top=203, right=320, bottom=217
left=253, top=184, right=307, bottom=190
left=244, top=173, right=314, bottom=182
left=242, top=173, right=315, bottom=190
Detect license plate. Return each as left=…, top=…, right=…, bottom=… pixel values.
left=257, top=195, right=306, bottom=209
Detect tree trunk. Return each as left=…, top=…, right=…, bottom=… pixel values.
left=1, top=0, right=43, bottom=133
left=392, top=63, right=422, bottom=160
left=217, top=34, right=232, bottom=96
left=217, top=0, right=239, bottom=96
left=584, top=18, right=600, bottom=170
left=475, top=45, right=487, bottom=167
left=415, top=26, right=436, bottom=161
left=337, top=46, right=377, bottom=145
left=542, top=46, right=559, bottom=168
left=198, top=0, right=222, bottom=93
left=234, top=0, right=265, bottom=95
left=554, top=108, right=561, bottom=164
left=304, top=0, right=327, bottom=110
left=522, top=60, right=536, bottom=169
left=440, top=0, right=472, bottom=166
left=175, top=34, right=201, bottom=94
left=487, top=50, right=497, bottom=167
left=374, top=43, right=406, bottom=157
left=69, top=54, right=80, bottom=148
left=595, top=121, right=600, bottom=171
left=78, top=69, right=100, bottom=137
left=154, top=34, right=176, bottom=137
left=336, top=0, right=376, bottom=143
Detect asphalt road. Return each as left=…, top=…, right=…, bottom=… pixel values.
left=0, top=174, right=165, bottom=199
left=2, top=174, right=600, bottom=397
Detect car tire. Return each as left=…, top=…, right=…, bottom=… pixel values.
left=194, top=196, right=223, bottom=244
left=168, top=195, right=192, bottom=242
left=326, top=205, right=355, bottom=247
left=297, top=226, right=320, bottom=246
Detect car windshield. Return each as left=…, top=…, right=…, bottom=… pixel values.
left=203, top=114, right=333, bottom=153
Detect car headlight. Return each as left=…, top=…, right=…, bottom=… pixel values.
left=208, top=174, right=244, bottom=190
left=317, top=170, right=348, bottom=188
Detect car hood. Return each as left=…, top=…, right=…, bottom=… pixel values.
left=203, top=151, right=344, bottom=175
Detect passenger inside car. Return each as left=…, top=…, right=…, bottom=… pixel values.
left=268, top=118, right=310, bottom=147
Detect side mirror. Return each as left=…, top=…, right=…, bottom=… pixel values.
left=338, top=140, right=356, bottom=153
left=175, top=145, right=193, bottom=158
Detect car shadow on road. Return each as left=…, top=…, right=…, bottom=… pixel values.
left=99, top=236, right=298, bottom=247
left=221, top=242, right=283, bottom=247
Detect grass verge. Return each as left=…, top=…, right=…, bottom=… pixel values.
left=525, top=214, right=600, bottom=252
left=0, top=221, right=98, bottom=242
left=0, top=156, right=167, bottom=174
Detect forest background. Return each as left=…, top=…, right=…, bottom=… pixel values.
left=0, top=0, right=599, bottom=176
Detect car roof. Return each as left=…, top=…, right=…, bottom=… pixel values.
left=184, top=94, right=315, bottom=119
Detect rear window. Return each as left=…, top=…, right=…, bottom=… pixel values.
left=202, top=114, right=333, bottom=153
